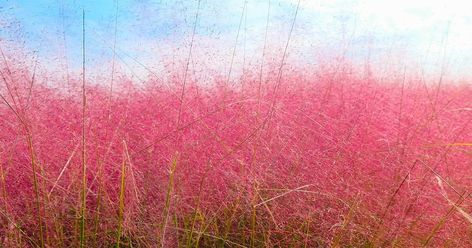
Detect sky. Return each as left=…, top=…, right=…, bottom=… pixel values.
left=0, top=0, right=471, bottom=81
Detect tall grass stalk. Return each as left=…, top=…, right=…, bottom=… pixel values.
left=26, top=129, right=45, bottom=248
left=186, top=168, right=208, bottom=247
left=160, top=154, right=178, bottom=247
left=116, top=144, right=127, bottom=248
left=79, top=9, right=87, bottom=248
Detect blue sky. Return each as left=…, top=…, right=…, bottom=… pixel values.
left=0, top=0, right=471, bottom=80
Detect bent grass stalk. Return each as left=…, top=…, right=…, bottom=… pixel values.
left=422, top=192, right=470, bottom=247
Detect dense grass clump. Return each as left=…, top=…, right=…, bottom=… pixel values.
left=0, top=60, right=471, bottom=247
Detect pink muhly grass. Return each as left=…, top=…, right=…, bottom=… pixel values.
left=0, top=53, right=471, bottom=247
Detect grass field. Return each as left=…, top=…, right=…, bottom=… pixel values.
left=0, top=55, right=471, bottom=247
left=1, top=0, right=471, bottom=246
